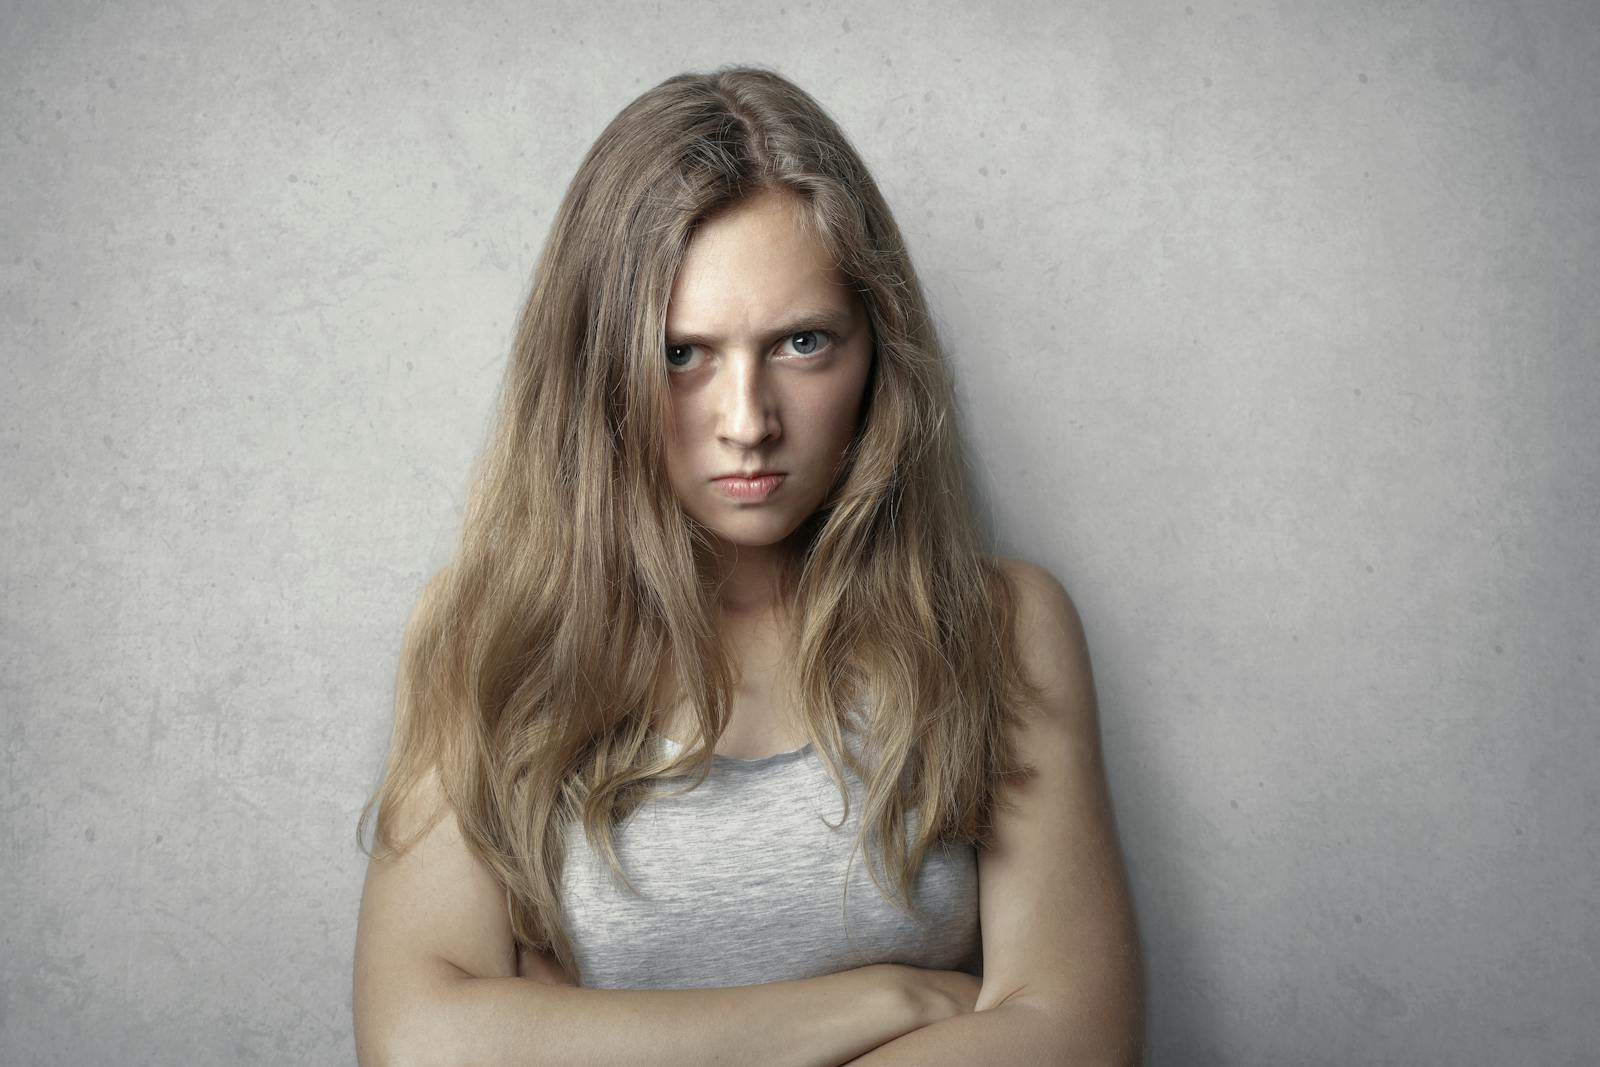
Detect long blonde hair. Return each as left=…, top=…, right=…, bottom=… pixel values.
left=356, top=64, right=1043, bottom=984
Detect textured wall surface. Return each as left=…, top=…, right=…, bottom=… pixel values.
left=3, top=1, right=1596, bottom=1063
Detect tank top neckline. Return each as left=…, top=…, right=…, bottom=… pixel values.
left=654, top=732, right=815, bottom=769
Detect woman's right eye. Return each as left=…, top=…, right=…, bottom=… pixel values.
left=665, top=344, right=699, bottom=372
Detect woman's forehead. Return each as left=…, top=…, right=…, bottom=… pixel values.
left=667, top=204, right=854, bottom=336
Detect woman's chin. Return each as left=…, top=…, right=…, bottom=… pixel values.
left=696, top=511, right=807, bottom=549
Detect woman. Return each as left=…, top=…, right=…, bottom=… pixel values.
left=353, top=65, right=1142, bottom=1064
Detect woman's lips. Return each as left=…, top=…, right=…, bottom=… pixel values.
left=712, top=473, right=785, bottom=502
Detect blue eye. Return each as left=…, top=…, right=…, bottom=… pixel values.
left=786, top=330, right=833, bottom=357
left=665, top=344, right=697, bottom=371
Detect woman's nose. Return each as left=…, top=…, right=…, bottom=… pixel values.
left=716, top=359, right=779, bottom=448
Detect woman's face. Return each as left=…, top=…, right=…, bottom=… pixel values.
left=662, top=188, right=873, bottom=549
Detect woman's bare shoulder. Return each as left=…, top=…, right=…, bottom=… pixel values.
left=992, top=555, right=1085, bottom=661
left=993, top=555, right=1071, bottom=602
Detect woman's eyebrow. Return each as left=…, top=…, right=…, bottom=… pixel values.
left=665, top=307, right=854, bottom=346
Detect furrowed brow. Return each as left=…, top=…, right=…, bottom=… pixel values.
left=665, top=307, right=854, bottom=347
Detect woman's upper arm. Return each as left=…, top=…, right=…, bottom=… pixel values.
left=352, top=765, right=518, bottom=1059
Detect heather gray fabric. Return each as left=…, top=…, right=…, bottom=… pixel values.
left=557, top=727, right=983, bottom=989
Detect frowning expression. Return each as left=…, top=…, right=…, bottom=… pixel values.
left=662, top=188, right=873, bottom=547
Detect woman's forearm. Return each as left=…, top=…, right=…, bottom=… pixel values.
left=377, top=963, right=924, bottom=1067
left=842, top=996, right=1073, bottom=1065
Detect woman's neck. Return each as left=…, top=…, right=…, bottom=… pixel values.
left=704, top=539, right=795, bottom=621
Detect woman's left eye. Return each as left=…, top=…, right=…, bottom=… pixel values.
left=784, top=329, right=835, bottom=358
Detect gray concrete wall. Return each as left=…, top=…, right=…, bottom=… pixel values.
left=3, top=1, right=1595, bottom=1063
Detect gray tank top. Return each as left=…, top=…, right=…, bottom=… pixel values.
left=556, top=726, right=984, bottom=989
